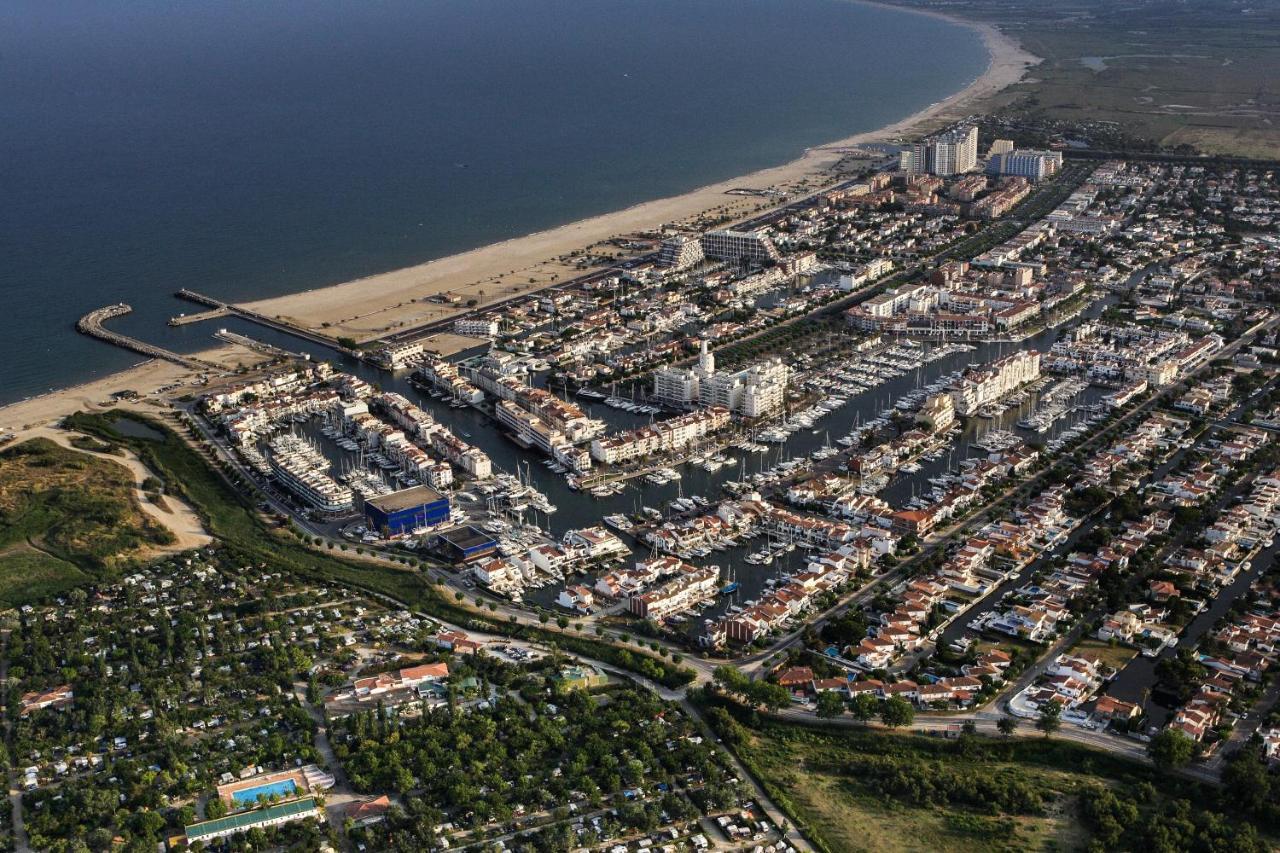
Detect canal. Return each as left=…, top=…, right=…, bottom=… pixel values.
left=202, top=287, right=1118, bottom=638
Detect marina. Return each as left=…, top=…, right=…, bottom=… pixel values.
left=200, top=283, right=1117, bottom=636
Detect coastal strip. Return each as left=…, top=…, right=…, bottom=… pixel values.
left=5, top=3, right=1036, bottom=436
left=241, top=6, right=1038, bottom=345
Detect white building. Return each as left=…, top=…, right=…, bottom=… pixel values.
left=949, top=350, right=1041, bottom=416
left=657, top=234, right=705, bottom=269
left=988, top=149, right=1062, bottom=181
left=700, top=228, right=780, bottom=264
left=454, top=317, right=500, bottom=338
left=899, top=125, right=979, bottom=176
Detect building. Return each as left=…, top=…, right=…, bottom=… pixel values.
left=185, top=798, right=324, bottom=844
left=949, top=350, right=1041, bottom=416
left=495, top=399, right=569, bottom=456
left=590, top=406, right=731, bottom=464
left=700, top=228, right=780, bottom=264
left=987, top=138, right=1015, bottom=157
left=628, top=566, right=719, bottom=620
left=916, top=393, right=956, bottom=433
left=900, top=125, right=978, bottom=176
left=454, top=316, right=500, bottom=338
left=370, top=341, right=424, bottom=370
left=267, top=434, right=353, bottom=514
left=653, top=339, right=718, bottom=406
left=653, top=366, right=702, bottom=406
left=434, top=526, right=500, bottom=563
left=364, top=485, right=451, bottom=536
left=19, top=685, right=72, bottom=716
left=657, top=234, right=705, bottom=269
left=988, top=149, right=1062, bottom=181
left=653, top=342, right=789, bottom=418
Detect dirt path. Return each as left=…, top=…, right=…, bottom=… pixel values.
left=26, top=427, right=211, bottom=551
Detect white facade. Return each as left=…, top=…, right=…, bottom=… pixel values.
left=700, top=228, right=780, bottom=263
left=454, top=317, right=500, bottom=338
left=900, top=125, right=978, bottom=176
left=949, top=350, right=1041, bottom=416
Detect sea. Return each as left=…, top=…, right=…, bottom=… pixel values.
left=0, top=0, right=988, bottom=405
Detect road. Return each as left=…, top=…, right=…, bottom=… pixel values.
left=768, top=706, right=1220, bottom=784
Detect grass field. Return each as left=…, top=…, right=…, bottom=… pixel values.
left=0, top=544, right=89, bottom=608
left=1071, top=638, right=1139, bottom=673
left=0, top=437, right=173, bottom=603
left=723, top=714, right=1280, bottom=853
left=892, top=0, right=1280, bottom=158
left=727, top=717, right=1280, bottom=853
left=740, top=727, right=1088, bottom=853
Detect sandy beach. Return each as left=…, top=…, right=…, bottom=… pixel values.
left=0, top=343, right=267, bottom=438
left=244, top=4, right=1038, bottom=345
left=2, top=2, right=1037, bottom=432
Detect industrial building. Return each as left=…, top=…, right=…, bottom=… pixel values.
left=364, top=485, right=451, bottom=536
left=434, top=526, right=500, bottom=563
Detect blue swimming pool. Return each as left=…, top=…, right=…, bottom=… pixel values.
left=231, top=779, right=297, bottom=808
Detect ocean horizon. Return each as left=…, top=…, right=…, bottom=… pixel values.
left=0, top=0, right=987, bottom=405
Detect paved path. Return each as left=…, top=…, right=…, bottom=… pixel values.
left=291, top=683, right=361, bottom=828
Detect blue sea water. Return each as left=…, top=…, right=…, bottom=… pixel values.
left=0, top=0, right=987, bottom=403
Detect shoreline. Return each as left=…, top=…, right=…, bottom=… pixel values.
left=243, top=2, right=1037, bottom=343
left=2, top=3, right=1038, bottom=434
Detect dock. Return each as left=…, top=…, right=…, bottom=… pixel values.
left=174, top=290, right=353, bottom=353
left=169, top=306, right=231, bottom=326
left=76, top=304, right=218, bottom=370
left=213, top=329, right=310, bottom=361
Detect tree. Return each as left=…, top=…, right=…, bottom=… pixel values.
left=880, top=696, right=915, bottom=729
left=1147, top=727, right=1196, bottom=770
left=815, top=690, right=845, bottom=718
left=1036, top=700, right=1062, bottom=738
left=748, top=681, right=792, bottom=711
left=849, top=693, right=878, bottom=722
left=997, top=715, right=1018, bottom=737
left=1222, top=749, right=1271, bottom=814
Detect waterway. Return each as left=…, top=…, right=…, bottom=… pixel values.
left=215, top=282, right=1115, bottom=639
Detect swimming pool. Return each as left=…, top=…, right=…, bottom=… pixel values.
left=231, top=779, right=298, bottom=808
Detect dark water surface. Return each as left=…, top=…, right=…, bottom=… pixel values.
left=0, top=0, right=987, bottom=402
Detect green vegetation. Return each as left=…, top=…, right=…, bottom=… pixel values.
left=336, top=686, right=741, bottom=849
left=64, top=411, right=694, bottom=687
left=713, top=665, right=791, bottom=710
left=14, top=551, right=333, bottom=851
left=893, top=0, right=1280, bottom=157
left=711, top=712, right=1271, bottom=853
left=1146, top=728, right=1197, bottom=770
left=0, top=544, right=88, bottom=607
left=0, top=438, right=173, bottom=604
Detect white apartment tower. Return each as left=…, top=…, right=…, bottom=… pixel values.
left=899, top=125, right=979, bottom=176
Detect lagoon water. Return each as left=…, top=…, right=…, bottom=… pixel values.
left=0, top=0, right=987, bottom=403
